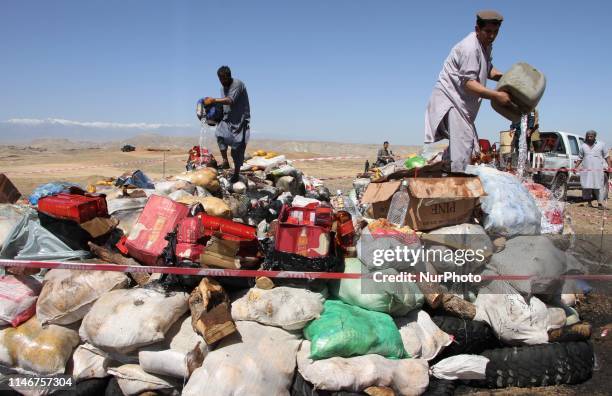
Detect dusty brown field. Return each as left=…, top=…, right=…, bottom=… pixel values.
left=1, top=139, right=611, bottom=395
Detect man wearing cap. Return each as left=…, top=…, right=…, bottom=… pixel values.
left=424, top=10, right=513, bottom=172
left=575, top=130, right=611, bottom=209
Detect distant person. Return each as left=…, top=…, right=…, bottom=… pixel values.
left=575, top=130, right=611, bottom=209
left=424, top=10, right=513, bottom=172
left=203, top=66, right=250, bottom=183
left=376, top=141, right=395, bottom=166
left=510, top=109, right=540, bottom=152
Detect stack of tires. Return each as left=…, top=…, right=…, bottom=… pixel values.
left=423, top=316, right=594, bottom=395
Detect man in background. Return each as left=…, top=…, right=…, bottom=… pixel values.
left=204, top=66, right=251, bottom=183
left=424, top=10, right=514, bottom=172
left=575, top=130, right=611, bottom=209
left=376, top=141, right=395, bottom=167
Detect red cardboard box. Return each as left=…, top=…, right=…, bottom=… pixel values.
left=176, top=242, right=205, bottom=262
left=178, top=215, right=205, bottom=244
left=275, top=204, right=331, bottom=258
left=125, top=195, right=189, bottom=265
left=37, top=193, right=108, bottom=224
left=0, top=174, right=21, bottom=204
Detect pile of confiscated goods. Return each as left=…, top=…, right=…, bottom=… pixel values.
left=0, top=147, right=594, bottom=395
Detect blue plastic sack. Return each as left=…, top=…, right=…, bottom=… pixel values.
left=29, top=182, right=82, bottom=205
left=115, top=170, right=154, bottom=189
left=465, top=165, right=541, bottom=237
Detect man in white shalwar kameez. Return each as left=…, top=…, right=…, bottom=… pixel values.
left=425, top=10, right=514, bottom=172
left=575, top=130, right=611, bottom=208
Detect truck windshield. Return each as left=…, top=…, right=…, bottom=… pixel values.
left=535, top=133, right=562, bottom=153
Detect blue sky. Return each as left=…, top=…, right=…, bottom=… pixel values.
left=1, top=0, right=611, bottom=144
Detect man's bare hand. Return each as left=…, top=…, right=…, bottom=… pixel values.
left=493, top=91, right=513, bottom=107
left=204, top=97, right=215, bottom=106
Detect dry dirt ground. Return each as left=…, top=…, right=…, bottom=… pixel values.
left=1, top=141, right=611, bottom=395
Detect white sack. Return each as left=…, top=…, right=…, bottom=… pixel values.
left=0, top=275, right=41, bottom=327
left=183, top=321, right=300, bottom=396
left=395, top=310, right=452, bottom=361
left=37, top=269, right=129, bottom=325
left=70, top=343, right=109, bottom=381
left=79, top=288, right=189, bottom=354
left=297, top=341, right=429, bottom=396
left=231, top=286, right=324, bottom=330
left=108, top=364, right=179, bottom=396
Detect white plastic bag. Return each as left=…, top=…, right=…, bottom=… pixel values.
left=79, top=288, right=189, bottom=354
left=37, top=269, right=129, bottom=325
left=474, top=280, right=557, bottom=345
left=297, top=341, right=429, bottom=395
left=0, top=275, right=41, bottom=327
left=395, top=310, right=452, bottom=361
left=108, top=364, right=179, bottom=395
left=465, top=165, right=541, bottom=237
left=231, top=287, right=324, bottom=330
left=431, top=355, right=489, bottom=380
left=183, top=321, right=300, bottom=396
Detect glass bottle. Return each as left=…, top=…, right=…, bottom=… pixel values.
left=386, top=180, right=410, bottom=226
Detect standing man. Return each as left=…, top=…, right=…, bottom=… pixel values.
left=376, top=141, right=395, bottom=166
left=575, top=130, right=611, bottom=209
left=204, top=66, right=250, bottom=183
left=424, top=10, right=514, bottom=172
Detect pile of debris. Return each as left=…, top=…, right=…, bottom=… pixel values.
left=0, top=146, right=594, bottom=396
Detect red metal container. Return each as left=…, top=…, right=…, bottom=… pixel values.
left=200, top=214, right=256, bottom=240
left=125, top=195, right=189, bottom=266
left=37, top=193, right=108, bottom=224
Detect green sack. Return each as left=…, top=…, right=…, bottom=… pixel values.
left=334, top=258, right=423, bottom=316
left=303, top=300, right=408, bottom=360
left=404, top=155, right=426, bottom=170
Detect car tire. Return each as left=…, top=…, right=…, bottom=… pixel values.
left=423, top=377, right=456, bottom=396
left=551, top=172, right=568, bottom=201
left=431, top=316, right=501, bottom=361
left=471, top=341, right=594, bottom=388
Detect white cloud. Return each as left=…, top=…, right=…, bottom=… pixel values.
left=5, top=117, right=190, bottom=129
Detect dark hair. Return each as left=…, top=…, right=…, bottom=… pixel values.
left=217, top=65, right=231, bottom=79
left=384, top=141, right=389, bottom=144
left=476, top=18, right=502, bottom=29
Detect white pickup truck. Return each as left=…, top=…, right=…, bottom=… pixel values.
left=530, top=131, right=584, bottom=200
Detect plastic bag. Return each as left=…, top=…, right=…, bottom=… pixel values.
left=183, top=321, right=300, bottom=396
left=0, top=204, right=31, bottom=250
left=524, top=181, right=565, bottom=234
left=357, top=224, right=423, bottom=271
left=474, top=279, right=559, bottom=345
left=231, top=286, right=324, bottom=330
left=0, top=275, right=42, bottom=327
left=297, top=340, right=429, bottom=395
left=424, top=223, right=492, bottom=273
left=488, top=235, right=566, bottom=295
left=465, top=165, right=541, bottom=237
left=70, top=343, right=111, bottom=382
left=0, top=316, right=79, bottom=375
left=36, top=269, right=129, bottom=325
left=1, top=218, right=89, bottom=261
left=334, top=258, right=423, bottom=316
left=395, top=310, right=452, bottom=361
left=28, top=182, right=81, bottom=205
left=303, top=300, right=408, bottom=360
left=175, top=168, right=220, bottom=192
left=79, top=288, right=189, bottom=354
left=115, top=170, right=155, bottom=189
left=431, top=355, right=489, bottom=380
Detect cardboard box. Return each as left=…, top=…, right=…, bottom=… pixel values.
left=361, top=177, right=485, bottom=231
left=125, top=195, right=189, bottom=265
left=0, top=174, right=21, bottom=204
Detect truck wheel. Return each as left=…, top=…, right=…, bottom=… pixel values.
left=551, top=172, right=568, bottom=201
left=471, top=341, right=594, bottom=388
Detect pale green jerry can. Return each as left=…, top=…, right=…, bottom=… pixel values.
left=491, top=62, right=546, bottom=122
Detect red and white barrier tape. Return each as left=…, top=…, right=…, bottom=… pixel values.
left=292, top=156, right=363, bottom=162
left=4, top=159, right=165, bottom=176
left=1, top=259, right=611, bottom=281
